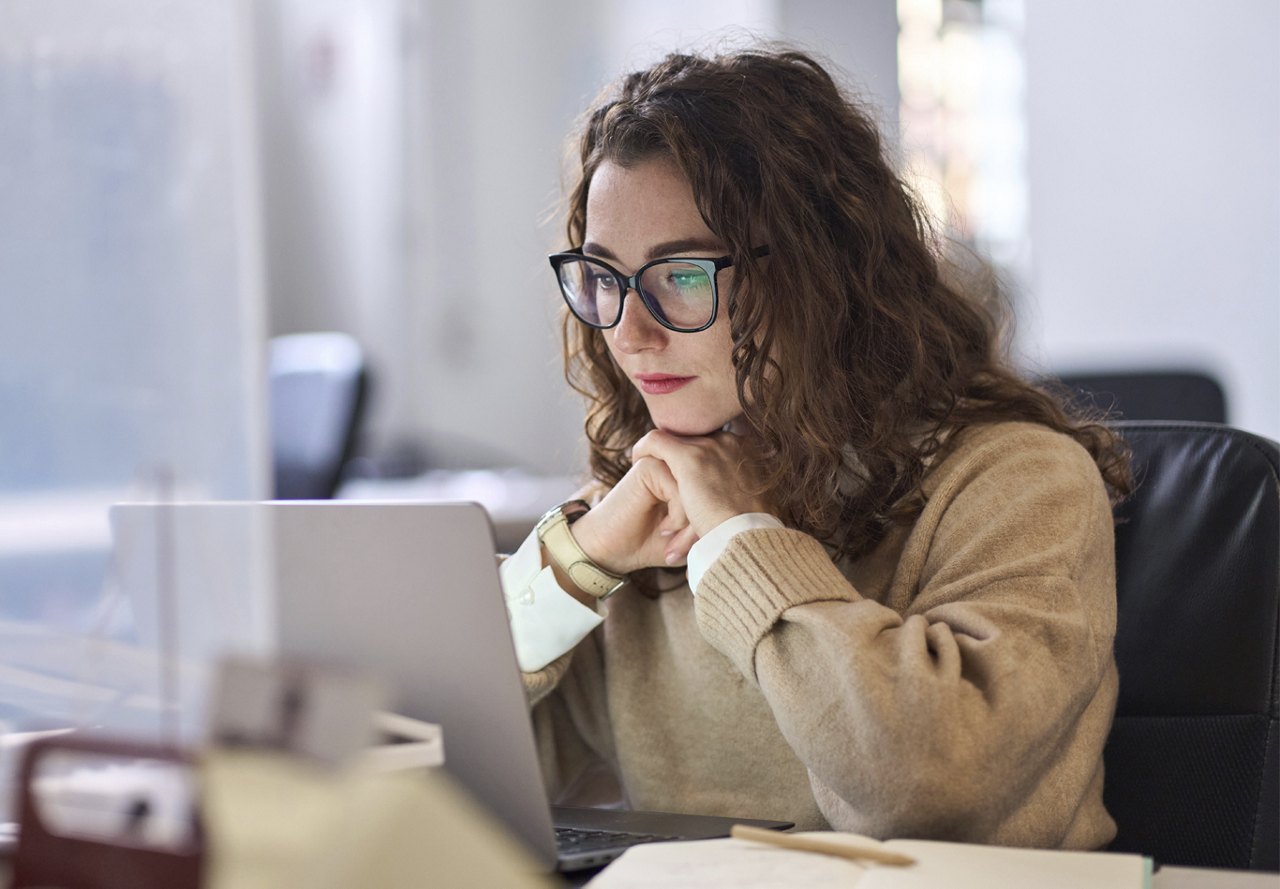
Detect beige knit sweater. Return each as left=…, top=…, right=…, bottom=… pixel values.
left=525, top=421, right=1119, bottom=850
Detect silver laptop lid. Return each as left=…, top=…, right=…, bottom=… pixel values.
left=109, top=500, right=558, bottom=868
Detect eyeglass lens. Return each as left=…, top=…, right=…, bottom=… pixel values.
left=557, top=257, right=715, bottom=330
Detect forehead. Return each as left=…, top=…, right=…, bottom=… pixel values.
left=584, top=158, right=721, bottom=264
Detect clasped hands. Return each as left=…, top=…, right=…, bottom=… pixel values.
left=569, top=429, right=772, bottom=578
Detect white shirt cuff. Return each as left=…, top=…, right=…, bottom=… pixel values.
left=499, top=527, right=604, bottom=672
left=686, top=513, right=785, bottom=595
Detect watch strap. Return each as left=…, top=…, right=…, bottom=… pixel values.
left=536, top=500, right=626, bottom=599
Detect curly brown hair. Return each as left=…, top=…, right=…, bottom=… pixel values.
left=559, top=46, right=1130, bottom=561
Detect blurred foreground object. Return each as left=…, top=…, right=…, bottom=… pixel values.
left=11, top=735, right=203, bottom=889
left=201, top=749, right=551, bottom=889
left=11, top=657, right=551, bottom=888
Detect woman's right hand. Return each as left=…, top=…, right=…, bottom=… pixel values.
left=566, top=456, right=697, bottom=578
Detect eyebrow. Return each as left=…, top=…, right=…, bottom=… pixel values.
left=583, top=236, right=728, bottom=264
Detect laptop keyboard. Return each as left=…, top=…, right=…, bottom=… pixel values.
left=555, top=826, right=678, bottom=854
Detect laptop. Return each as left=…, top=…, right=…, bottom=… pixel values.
left=108, top=501, right=791, bottom=871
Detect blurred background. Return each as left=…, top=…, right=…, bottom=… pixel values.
left=0, top=0, right=1276, bottom=808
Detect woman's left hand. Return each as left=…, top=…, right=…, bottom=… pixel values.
left=630, top=429, right=774, bottom=561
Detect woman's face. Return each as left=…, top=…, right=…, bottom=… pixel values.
left=583, top=157, right=743, bottom=437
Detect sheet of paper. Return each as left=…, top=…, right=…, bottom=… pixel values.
left=871, top=840, right=1149, bottom=889
left=585, top=837, right=868, bottom=888
left=585, top=834, right=1149, bottom=889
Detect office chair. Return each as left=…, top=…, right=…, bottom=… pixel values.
left=268, top=332, right=368, bottom=500
left=1053, top=370, right=1228, bottom=424
left=1104, top=421, right=1278, bottom=871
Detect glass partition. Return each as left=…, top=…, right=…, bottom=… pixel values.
left=0, top=0, right=269, bottom=821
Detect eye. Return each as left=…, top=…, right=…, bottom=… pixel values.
left=656, top=266, right=712, bottom=298
left=581, top=266, right=614, bottom=289
left=669, top=270, right=710, bottom=290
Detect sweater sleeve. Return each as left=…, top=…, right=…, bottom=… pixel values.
left=692, top=427, right=1118, bottom=844
left=527, top=632, right=621, bottom=805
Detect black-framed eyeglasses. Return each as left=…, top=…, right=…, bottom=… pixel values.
left=548, top=246, right=769, bottom=333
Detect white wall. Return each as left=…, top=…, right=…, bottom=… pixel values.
left=399, top=0, right=604, bottom=474
left=778, top=0, right=901, bottom=143
left=1023, top=1, right=1280, bottom=440
left=257, top=0, right=417, bottom=460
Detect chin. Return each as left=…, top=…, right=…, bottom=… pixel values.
left=649, top=411, right=739, bottom=438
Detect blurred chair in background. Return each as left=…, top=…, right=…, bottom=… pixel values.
left=268, top=332, right=368, bottom=500
left=1104, top=421, right=1278, bottom=871
left=1052, top=370, right=1227, bottom=423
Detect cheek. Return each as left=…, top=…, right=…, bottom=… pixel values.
left=706, top=325, right=737, bottom=376
left=702, top=332, right=740, bottom=403
left=600, top=329, right=625, bottom=366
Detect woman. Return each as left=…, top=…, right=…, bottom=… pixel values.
left=499, top=46, right=1130, bottom=850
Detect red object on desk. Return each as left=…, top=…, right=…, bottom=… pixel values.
left=9, top=734, right=203, bottom=889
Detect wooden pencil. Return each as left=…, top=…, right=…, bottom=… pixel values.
left=730, top=824, right=917, bottom=867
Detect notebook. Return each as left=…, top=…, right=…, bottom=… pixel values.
left=108, top=500, right=791, bottom=872
left=585, top=832, right=1153, bottom=888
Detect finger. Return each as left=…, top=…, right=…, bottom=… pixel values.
left=631, top=428, right=686, bottom=465
left=632, top=454, right=680, bottom=505
left=658, top=503, right=689, bottom=540
left=663, top=524, right=701, bottom=566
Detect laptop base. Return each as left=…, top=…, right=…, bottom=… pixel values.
left=552, top=806, right=793, bottom=872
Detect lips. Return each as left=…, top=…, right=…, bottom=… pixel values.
left=636, top=373, right=695, bottom=395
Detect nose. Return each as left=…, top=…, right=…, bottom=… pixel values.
left=609, top=291, right=668, bottom=354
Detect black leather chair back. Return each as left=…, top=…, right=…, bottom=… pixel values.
left=1056, top=371, right=1227, bottom=424
left=1104, top=421, right=1279, bottom=870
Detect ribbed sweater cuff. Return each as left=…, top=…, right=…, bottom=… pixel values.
left=521, top=650, right=574, bottom=708
left=694, top=528, right=852, bottom=682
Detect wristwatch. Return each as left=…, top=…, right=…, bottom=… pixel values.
left=535, top=499, right=626, bottom=600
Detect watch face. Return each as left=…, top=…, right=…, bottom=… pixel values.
left=538, top=500, right=583, bottom=533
